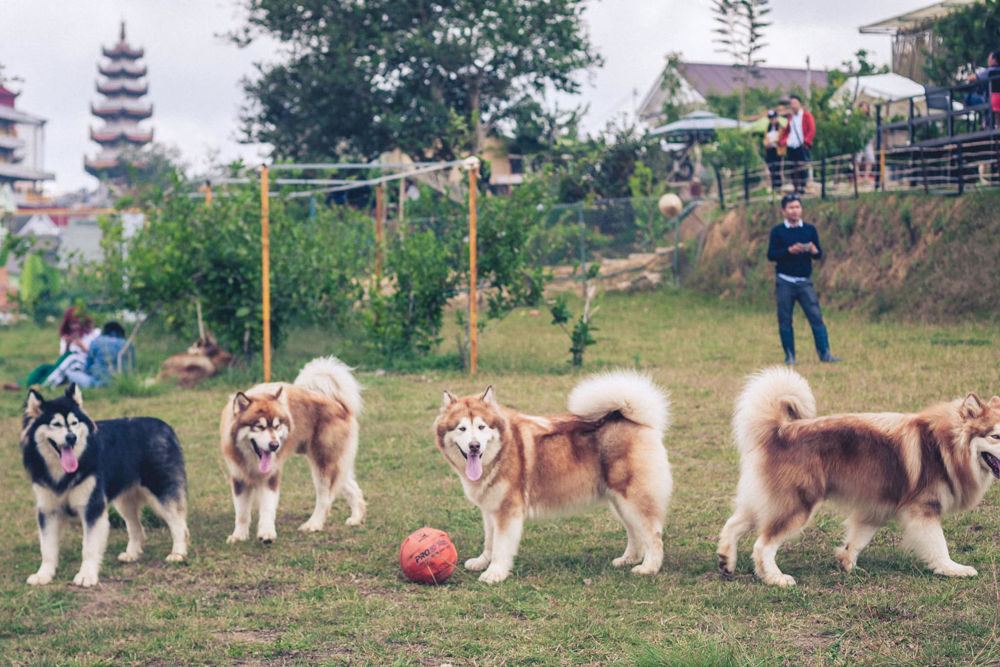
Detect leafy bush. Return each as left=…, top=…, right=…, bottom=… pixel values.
left=363, top=229, right=457, bottom=357
left=702, top=128, right=762, bottom=171
left=121, top=175, right=368, bottom=357
left=16, top=253, right=62, bottom=324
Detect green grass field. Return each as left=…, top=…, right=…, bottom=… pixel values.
left=1, top=289, right=998, bottom=665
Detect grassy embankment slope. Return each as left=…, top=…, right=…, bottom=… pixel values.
left=692, top=190, right=1000, bottom=324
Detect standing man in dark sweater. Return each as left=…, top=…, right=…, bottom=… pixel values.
left=767, top=193, right=841, bottom=364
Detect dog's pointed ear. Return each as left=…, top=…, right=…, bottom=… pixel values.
left=442, top=390, right=456, bottom=408
left=962, top=393, right=985, bottom=420
left=234, top=391, right=252, bottom=414
left=272, top=386, right=283, bottom=400
left=24, top=389, right=44, bottom=420
left=481, top=386, right=497, bottom=406
left=989, top=395, right=1000, bottom=409
left=65, top=383, right=83, bottom=407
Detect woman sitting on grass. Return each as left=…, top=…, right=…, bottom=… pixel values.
left=4, top=306, right=100, bottom=390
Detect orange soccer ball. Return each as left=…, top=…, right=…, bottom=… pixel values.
left=399, top=527, right=458, bottom=584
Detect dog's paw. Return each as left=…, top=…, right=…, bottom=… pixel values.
left=478, top=567, right=510, bottom=584
left=936, top=563, right=977, bottom=577
left=613, top=554, right=641, bottom=568
left=764, top=573, right=796, bottom=587
left=257, top=530, right=276, bottom=544
left=165, top=552, right=185, bottom=563
left=835, top=547, right=855, bottom=573
left=630, top=563, right=660, bottom=576
left=226, top=533, right=248, bottom=544
left=27, top=571, right=53, bottom=586
left=345, top=515, right=364, bottom=527
left=117, top=550, right=142, bottom=563
left=72, top=568, right=99, bottom=588
left=717, top=553, right=735, bottom=578
left=298, top=519, right=324, bottom=533
left=464, top=555, right=490, bottom=571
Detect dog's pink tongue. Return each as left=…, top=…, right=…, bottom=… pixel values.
left=60, top=446, right=78, bottom=474
left=259, top=450, right=273, bottom=475
left=465, top=453, right=483, bottom=481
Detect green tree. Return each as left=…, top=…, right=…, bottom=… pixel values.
left=233, top=0, right=601, bottom=162
left=924, top=0, right=1000, bottom=85
left=657, top=52, right=696, bottom=125
left=704, top=83, right=786, bottom=120
left=549, top=122, right=667, bottom=202
left=711, top=0, right=772, bottom=123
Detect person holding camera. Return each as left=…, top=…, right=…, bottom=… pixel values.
left=767, top=193, right=841, bottom=365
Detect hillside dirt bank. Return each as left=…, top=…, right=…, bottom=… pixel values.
left=688, top=191, right=1000, bottom=322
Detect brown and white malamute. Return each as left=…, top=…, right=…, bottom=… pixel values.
left=717, top=366, right=1000, bottom=586
left=159, top=333, right=233, bottom=388
left=434, top=370, right=673, bottom=583
left=220, top=356, right=366, bottom=543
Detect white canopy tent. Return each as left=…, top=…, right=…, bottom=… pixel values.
left=834, top=72, right=961, bottom=117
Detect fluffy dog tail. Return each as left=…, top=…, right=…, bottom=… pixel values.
left=568, top=370, right=670, bottom=434
left=294, top=356, right=363, bottom=416
left=733, top=366, right=816, bottom=456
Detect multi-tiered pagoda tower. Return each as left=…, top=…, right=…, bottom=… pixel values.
left=85, top=22, right=153, bottom=181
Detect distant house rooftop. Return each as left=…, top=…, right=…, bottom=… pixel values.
left=859, top=0, right=978, bottom=35
left=859, top=0, right=979, bottom=84
left=638, top=61, right=828, bottom=126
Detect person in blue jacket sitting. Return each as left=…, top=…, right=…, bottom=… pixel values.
left=64, top=321, right=136, bottom=388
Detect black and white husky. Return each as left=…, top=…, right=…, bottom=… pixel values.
left=20, top=385, right=189, bottom=587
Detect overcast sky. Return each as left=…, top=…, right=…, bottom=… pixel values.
left=2, top=0, right=932, bottom=194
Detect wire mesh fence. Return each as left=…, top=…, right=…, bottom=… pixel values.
left=391, top=195, right=707, bottom=293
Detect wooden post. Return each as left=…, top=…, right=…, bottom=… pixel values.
left=875, top=104, right=883, bottom=190
left=714, top=167, right=726, bottom=210
left=920, top=147, right=929, bottom=194
left=261, top=165, right=271, bottom=382
left=467, top=158, right=479, bottom=375
left=957, top=142, right=965, bottom=195
left=398, top=177, right=405, bottom=227
left=375, top=184, right=384, bottom=281
left=205, top=180, right=212, bottom=207
left=820, top=157, right=826, bottom=200
left=879, top=146, right=886, bottom=192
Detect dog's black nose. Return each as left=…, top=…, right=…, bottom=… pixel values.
left=468, top=442, right=480, bottom=455
left=65, top=433, right=77, bottom=446
left=269, top=441, right=280, bottom=452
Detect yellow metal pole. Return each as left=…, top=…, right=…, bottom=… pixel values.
left=261, top=165, right=271, bottom=382
left=375, top=184, right=384, bottom=282
left=468, top=159, right=478, bottom=376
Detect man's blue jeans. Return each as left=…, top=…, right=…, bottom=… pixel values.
left=776, top=278, right=824, bottom=331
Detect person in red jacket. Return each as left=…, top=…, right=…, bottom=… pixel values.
left=778, top=94, right=815, bottom=194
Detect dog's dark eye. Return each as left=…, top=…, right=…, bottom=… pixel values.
left=990, top=434, right=1000, bottom=440
left=458, top=425, right=466, bottom=432
left=478, top=424, right=486, bottom=430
